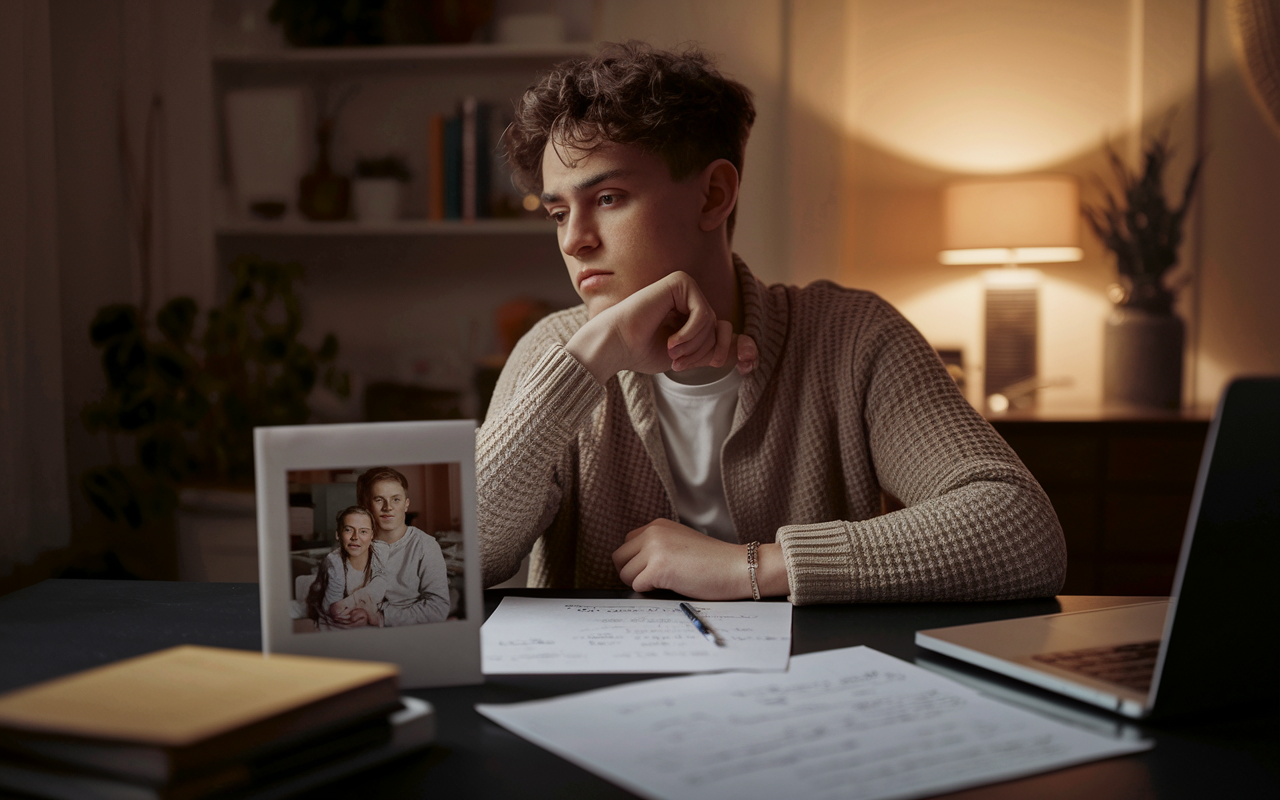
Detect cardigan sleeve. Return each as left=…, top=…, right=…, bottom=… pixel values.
left=776, top=298, right=1067, bottom=605
left=476, top=316, right=606, bottom=588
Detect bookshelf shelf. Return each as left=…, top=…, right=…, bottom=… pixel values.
left=213, top=43, right=593, bottom=79
left=216, top=218, right=554, bottom=236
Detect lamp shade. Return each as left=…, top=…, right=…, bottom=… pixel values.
left=940, top=176, right=1082, bottom=265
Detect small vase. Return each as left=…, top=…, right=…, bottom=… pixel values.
left=1103, top=305, right=1184, bottom=409
left=298, top=121, right=350, bottom=221
left=353, top=178, right=403, bottom=222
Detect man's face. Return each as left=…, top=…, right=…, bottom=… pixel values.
left=540, top=140, right=707, bottom=319
left=369, top=479, right=409, bottom=532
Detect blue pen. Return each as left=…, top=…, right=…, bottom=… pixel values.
left=679, top=602, right=725, bottom=647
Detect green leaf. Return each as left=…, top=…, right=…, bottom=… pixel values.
left=102, top=338, right=148, bottom=390
left=156, top=297, right=199, bottom=344
left=118, top=395, right=159, bottom=431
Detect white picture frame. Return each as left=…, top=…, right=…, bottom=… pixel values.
left=255, top=420, right=482, bottom=688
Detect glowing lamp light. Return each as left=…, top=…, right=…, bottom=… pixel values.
left=939, top=247, right=1083, bottom=266
left=939, top=177, right=1083, bottom=267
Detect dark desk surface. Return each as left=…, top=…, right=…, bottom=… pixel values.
left=0, top=581, right=1275, bottom=799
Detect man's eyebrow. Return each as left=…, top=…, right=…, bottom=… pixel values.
left=541, top=168, right=629, bottom=203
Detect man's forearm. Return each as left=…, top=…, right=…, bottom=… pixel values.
left=477, top=346, right=605, bottom=586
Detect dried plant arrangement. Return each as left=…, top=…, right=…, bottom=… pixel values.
left=1082, top=125, right=1203, bottom=313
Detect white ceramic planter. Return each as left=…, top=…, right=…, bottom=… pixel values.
left=353, top=178, right=403, bottom=222
left=177, top=488, right=258, bottom=582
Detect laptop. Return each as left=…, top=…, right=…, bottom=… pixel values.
left=916, top=376, right=1280, bottom=719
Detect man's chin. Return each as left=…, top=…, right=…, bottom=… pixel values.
left=584, top=297, right=617, bottom=319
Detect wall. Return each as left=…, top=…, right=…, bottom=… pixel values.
left=49, top=0, right=138, bottom=558
left=833, top=0, right=1280, bottom=411
left=595, top=0, right=790, bottom=285
left=1195, top=0, right=1280, bottom=403
left=837, top=0, right=1137, bottom=410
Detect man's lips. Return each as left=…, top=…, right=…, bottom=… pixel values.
left=577, top=269, right=611, bottom=291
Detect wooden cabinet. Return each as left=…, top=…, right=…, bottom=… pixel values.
left=988, top=411, right=1210, bottom=596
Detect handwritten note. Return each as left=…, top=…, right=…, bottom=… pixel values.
left=481, top=597, right=792, bottom=674
left=477, top=646, right=1151, bottom=800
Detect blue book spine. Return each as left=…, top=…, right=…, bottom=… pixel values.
left=444, top=115, right=462, bottom=220
left=475, top=103, right=491, bottom=219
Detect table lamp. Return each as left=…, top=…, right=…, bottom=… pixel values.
left=939, top=177, right=1082, bottom=409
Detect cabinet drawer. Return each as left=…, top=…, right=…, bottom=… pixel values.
left=997, top=429, right=1099, bottom=485
left=1103, top=490, right=1192, bottom=556
left=1106, top=426, right=1208, bottom=485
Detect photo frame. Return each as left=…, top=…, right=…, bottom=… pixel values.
left=255, top=421, right=482, bottom=688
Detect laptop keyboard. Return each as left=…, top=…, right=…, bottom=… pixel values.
left=1031, top=640, right=1160, bottom=692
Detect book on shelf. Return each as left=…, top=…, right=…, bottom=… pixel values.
left=443, top=114, right=463, bottom=219
left=0, top=645, right=408, bottom=795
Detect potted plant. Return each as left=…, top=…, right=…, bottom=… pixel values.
left=1083, top=126, right=1202, bottom=409
left=353, top=155, right=411, bottom=223
left=82, top=254, right=349, bottom=580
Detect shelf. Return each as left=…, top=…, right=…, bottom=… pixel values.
left=213, top=43, right=593, bottom=78
left=216, top=218, right=554, bottom=237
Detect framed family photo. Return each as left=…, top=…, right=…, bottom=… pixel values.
left=255, top=420, right=482, bottom=688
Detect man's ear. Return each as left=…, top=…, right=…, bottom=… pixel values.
left=698, top=159, right=739, bottom=232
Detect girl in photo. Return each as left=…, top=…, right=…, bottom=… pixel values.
left=305, top=505, right=385, bottom=630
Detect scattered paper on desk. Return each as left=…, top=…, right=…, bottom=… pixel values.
left=481, top=597, right=792, bottom=674
left=476, top=646, right=1151, bottom=800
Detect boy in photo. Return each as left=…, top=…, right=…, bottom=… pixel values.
left=357, top=467, right=451, bottom=625
left=477, top=43, right=1066, bottom=605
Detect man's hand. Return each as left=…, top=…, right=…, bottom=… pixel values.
left=566, top=271, right=756, bottom=383
left=612, top=518, right=752, bottom=600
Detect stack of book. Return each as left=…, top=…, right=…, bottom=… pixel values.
left=427, top=97, right=521, bottom=221
left=0, top=645, right=434, bottom=800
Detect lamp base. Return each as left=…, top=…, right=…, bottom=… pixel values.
left=984, top=279, right=1038, bottom=402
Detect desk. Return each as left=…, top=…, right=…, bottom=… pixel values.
left=0, top=580, right=1275, bottom=799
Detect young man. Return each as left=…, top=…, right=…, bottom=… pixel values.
left=478, top=43, right=1065, bottom=605
left=356, top=467, right=452, bottom=624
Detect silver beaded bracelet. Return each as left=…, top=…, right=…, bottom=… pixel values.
left=746, top=541, right=761, bottom=600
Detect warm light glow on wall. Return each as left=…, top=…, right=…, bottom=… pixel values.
left=842, top=1, right=1132, bottom=173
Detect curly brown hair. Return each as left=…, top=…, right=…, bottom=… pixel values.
left=504, top=41, right=756, bottom=234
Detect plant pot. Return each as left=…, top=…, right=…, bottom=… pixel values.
left=354, top=178, right=403, bottom=223
left=177, top=488, right=258, bottom=582
left=1103, top=306, right=1184, bottom=409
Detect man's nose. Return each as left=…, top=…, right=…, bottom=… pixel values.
left=561, top=213, right=599, bottom=257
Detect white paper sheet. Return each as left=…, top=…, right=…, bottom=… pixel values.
left=477, top=646, right=1152, bottom=800
left=480, top=597, right=792, bottom=674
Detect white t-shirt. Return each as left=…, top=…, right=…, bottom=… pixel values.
left=651, top=368, right=743, bottom=543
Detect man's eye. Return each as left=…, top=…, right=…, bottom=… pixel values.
left=599, top=194, right=615, bottom=206
left=546, top=210, right=566, bottom=224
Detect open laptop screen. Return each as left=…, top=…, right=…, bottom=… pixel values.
left=1151, top=377, right=1280, bottom=716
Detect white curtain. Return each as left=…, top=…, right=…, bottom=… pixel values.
left=0, top=0, right=71, bottom=577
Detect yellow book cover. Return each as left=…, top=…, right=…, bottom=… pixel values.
left=0, top=645, right=399, bottom=780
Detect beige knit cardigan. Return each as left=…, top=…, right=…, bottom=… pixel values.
left=477, top=258, right=1066, bottom=604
